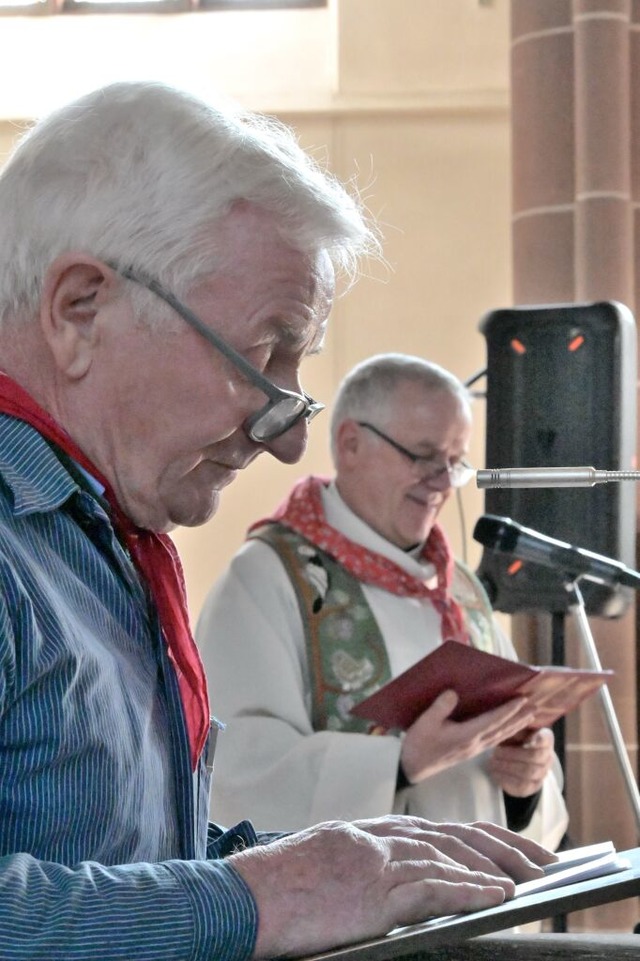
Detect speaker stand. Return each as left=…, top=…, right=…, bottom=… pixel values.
left=564, top=578, right=640, bottom=837
left=549, top=611, right=569, bottom=933
left=551, top=611, right=566, bottom=775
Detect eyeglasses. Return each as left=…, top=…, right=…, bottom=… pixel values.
left=358, top=421, right=474, bottom=488
left=110, top=264, right=325, bottom=443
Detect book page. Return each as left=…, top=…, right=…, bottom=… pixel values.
left=515, top=842, right=630, bottom=897
left=543, top=840, right=615, bottom=875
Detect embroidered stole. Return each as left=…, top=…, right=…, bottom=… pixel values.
left=250, top=523, right=497, bottom=735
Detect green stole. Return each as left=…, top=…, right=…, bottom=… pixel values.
left=249, top=522, right=499, bottom=735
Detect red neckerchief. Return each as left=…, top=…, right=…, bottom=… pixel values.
left=252, top=474, right=469, bottom=644
left=0, top=373, right=209, bottom=770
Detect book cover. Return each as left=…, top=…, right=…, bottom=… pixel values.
left=349, top=640, right=612, bottom=732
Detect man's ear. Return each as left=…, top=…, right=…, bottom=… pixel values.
left=334, top=419, right=361, bottom=464
left=39, top=255, right=116, bottom=379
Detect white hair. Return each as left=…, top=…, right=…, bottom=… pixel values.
left=330, top=353, right=472, bottom=458
left=0, top=81, right=378, bottom=326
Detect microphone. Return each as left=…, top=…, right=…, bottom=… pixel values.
left=473, top=514, right=640, bottom=589
left=476, top=467, right=640, bottom=489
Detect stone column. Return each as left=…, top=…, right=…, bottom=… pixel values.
left=510, top=0, right=638, bottom=932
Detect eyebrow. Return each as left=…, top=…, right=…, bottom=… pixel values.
left=411, top=442, right=469, bottom=461
left=267, top=314, right=326, bottom=354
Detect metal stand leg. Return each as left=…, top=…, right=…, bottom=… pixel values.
left=550, top=611, right=569, bottom=933
left=551, top=611, right=567, bottom=778
left=567, top=579, right=640, bottom=838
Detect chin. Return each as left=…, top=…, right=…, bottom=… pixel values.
left=415, top=520, right=437, bottom=545
left=169, top=490, right=222, bottom=529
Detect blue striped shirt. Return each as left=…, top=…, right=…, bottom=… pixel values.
left=0, top=416, right=259, bottom=960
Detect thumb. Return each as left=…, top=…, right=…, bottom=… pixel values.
left=429, top=688, right=459, bottom=720
left=525, top=726, right=553, bottom=748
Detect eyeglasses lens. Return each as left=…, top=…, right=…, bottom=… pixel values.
left=246, top=396, right=309, bottom=443
left=448, top=463, right=474, bottom=488
left=415, top=460, right=474, bottom=488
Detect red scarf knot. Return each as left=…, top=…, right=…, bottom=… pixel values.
left=251, top=474, right=469, bottom=645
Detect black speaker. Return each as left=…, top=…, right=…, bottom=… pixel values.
left=475, top=301, right=637, bottom=617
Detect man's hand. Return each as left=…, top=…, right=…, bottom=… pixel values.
left=400, top=690, right=535, bottom=785
left=488, top=727, right=555, bottom=797
left=229, top=816, right=556, bottom=959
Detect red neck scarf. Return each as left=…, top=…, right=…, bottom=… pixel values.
left=253, top=475, right=469, bottom=644
left=0, top=373, right=209, bottom=770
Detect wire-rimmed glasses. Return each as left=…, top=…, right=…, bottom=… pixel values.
left=112, top=264, right=325, bottom=443
left=358, top=421, right=474, bottom=488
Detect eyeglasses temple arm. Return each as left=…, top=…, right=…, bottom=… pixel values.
left=117, top=265, right=285, bottom=403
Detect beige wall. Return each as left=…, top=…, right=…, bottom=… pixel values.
left=0, top=0, right=513, bottom=621
left=178, top=1, right=513, bottom=620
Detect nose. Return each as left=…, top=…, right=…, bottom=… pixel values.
left=422, top=465, right=454, bottom=492
left=261, top=416, right=309, bottom=465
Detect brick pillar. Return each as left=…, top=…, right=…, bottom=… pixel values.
left=510, top=0, right=639, bottom=932
left=574, top=0, right=633, bottom=301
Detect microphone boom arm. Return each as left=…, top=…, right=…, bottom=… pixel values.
left=476, top=466, right=640, bottom=489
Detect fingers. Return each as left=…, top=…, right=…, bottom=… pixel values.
left=499, top=727, right=554, bottom=753
left=401, top=693, right=537, bottom=784
left=524, top=727, right=554, bottom=750
left=465, top=697, right=535, bottom=746
left=375, top=821, right=552, bottom=887
left=355, top=837, right=518, bottom=934
left=390, top=876, right=509, bottom=925
left=384, top=819, right=555, bottom=879
left=489, top=728, right=555, bottom=795
left=384, top=833, right=515, bottom=886
left=429, top=691, right=532, bottom=736
left=385, top=858, right=514, bottom=926
left=429, top=688, right=460, bottom=720
left=428, top=696, right=534, bottom=752
left=387, top=853, right=515, bottom=894
left=456, top=820, right=557, bottom=871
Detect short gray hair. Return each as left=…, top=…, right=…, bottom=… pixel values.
left=0, top=81, right=378, bottom=327
left=330, top=353, right=471, bottom=456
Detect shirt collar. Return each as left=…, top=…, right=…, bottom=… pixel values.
left=0, top=415, right=84, bottom=516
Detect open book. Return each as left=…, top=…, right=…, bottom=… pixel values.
left=349, top=640, right=612, bottom=732
left=515, top=841, right=631, bottom=897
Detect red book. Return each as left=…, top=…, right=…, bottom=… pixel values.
left=349, top=640, right=612, bottom=732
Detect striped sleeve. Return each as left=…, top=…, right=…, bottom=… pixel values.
left=0, top=853, right=258, bottom=961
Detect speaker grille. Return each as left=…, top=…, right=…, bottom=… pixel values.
left=476, top=301, right=637, bottom=617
